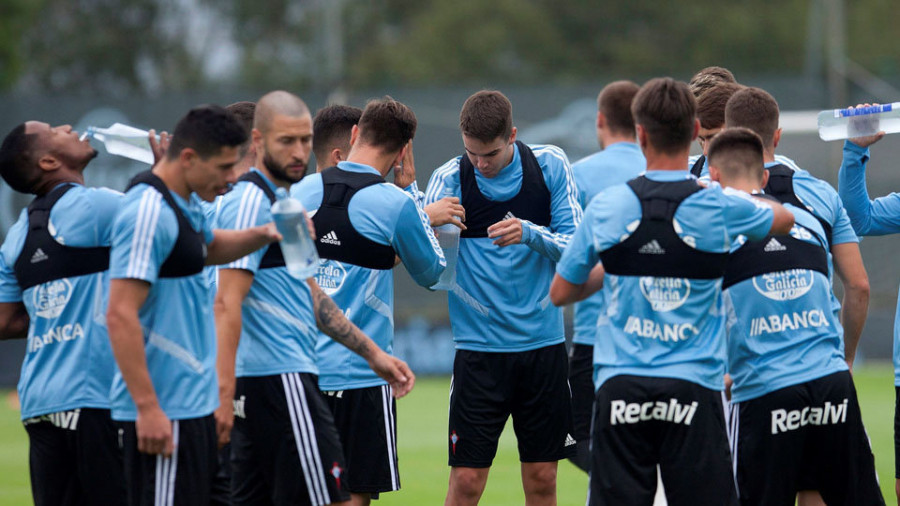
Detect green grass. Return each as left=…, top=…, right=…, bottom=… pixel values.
left=0, top=365, right=895, bottom=505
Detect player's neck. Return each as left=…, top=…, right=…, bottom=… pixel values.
left=719, top=178, right=761, bottom=194
left=153, top=161, right=190, bottom=200
left=346, top=145, right=396, bottom=177
left=643, top=146, right=691, bottom=172
left=763, top=148, right=776, bottom=164
left=599, top=132, right=636, bottom=149
left=34, top=170, right=84, bottom=196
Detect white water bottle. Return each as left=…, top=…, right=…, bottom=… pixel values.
left=817, top=102, right=900, bottom=141
left=81, top=123, right=155, bottom=164
left=431, top=180, right=461, bottom=291
left=271, top=188, right=319, bottom=279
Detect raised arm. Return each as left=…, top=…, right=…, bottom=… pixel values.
left=106, top=278, right=172, bottom=457
left=838, top=138, right=900, bottom=236
left=306, top=279, right=415, bottom=397
left=206, top=225, right=280, bottom=265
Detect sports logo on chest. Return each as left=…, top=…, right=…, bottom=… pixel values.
left=639, top=277, right=691, bottom=312
left=315, top=260, right=347, bottom=296
left=752, top=269, right=815, bottom=301
left=32, top=279, right=73, bottom=319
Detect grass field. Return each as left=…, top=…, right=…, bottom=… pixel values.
left=0, top=364, right=896, bottom=505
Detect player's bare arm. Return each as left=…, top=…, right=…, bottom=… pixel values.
left=307, top=279, right=415, bottom=397
left=106, top=278, right=173, bottom=457
left=205, top=224, right=280, bottom=265
left=0, top=302, right=28, bottom=340
left=832, top=242, right=870, bottom=370
left=213, top=268, right=255, bottom=446
left=549, top=263, right=606, bottom=306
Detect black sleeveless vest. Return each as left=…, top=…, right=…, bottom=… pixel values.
left=310, top=167, right=396, bottom=270
left=13, top=184, right=110, bottom=290
left=237, top=171, right=285, bottom=269
left=689, top=155, right=706, bottom=178
left=763, top=164, right=833, bottom=247
left=126, top=171, right=207, bottom=278
left=459, top=141, right=552, bottom=238
left=599, top=176, right=729, bottom=279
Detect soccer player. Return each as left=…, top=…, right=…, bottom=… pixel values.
left=688, top=65, right=738, bottom=98
left=294, top=98, right=446, bottom=506
left=724, top=87, right=870, bottom=371
left=0, top=121, right=128, bottom=505
left=550, top=77, right=793, bottom=506
left=424, top=89, right=582, bottom=506
left=688, top=82, right=744, bottom=177
left=106, top=105, right=281, bottom=506
left=214, top=91, right=416, bottom=506
left=567, top=80, right=645, bottom=473
left=835, top=121, right=900, bottom=501
left=710, top=127, right=883, bottom=505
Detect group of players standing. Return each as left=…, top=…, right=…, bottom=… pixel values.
left=0, top=64, right=893, bottom=506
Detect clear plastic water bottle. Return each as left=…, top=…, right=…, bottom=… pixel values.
left=271, top=188, right=319, bottom=279
left=817, top=103, right=900, bottom=141
left=431, top=179, right=461, bottom=291
left=81, top=123, right=155, bottom=164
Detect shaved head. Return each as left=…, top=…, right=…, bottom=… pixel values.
left=254, top=90, right=310, bottom=133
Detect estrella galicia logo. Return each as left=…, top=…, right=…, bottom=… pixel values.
left=753, top=269, right=815, bottom=301
left=639, top=277, right=691, bottom=312
left=33, top=279, right=73, bottom=319
left=316, top=259, right=347, bottom=296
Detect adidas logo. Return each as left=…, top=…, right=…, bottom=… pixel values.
left=638, top=240, right=665, bottom=255
left=503, top=211, right=516, bottom=221
left=764, top=238, right=787, bottom=252
left=30, top=248, right=49, bottom=264
left=320, top=231, right=341, bottom=246
left=565, top=433, right=576, bottom=447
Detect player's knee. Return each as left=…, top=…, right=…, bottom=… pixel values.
left=522, top=464, right=557, bottom=496
left=449, top=468, right=488, bottom=498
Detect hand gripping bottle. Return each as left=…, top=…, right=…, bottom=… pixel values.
left=271, top=188, right=319, bottom=279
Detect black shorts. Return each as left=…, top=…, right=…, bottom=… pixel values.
left=118, top=414, right=217, bottom=506
left=321, top=384, right=399, bottom=496
left=24, top=408, right=126, bottom=506
left=731, top=371, right=883, bottom=506
left=448, top=343, right=576, bottom=467
left=568, top=343, right=595, bottom=442
left=589, top=375, right=737, bottom=506
left=231, top=373, right=349, bottom=506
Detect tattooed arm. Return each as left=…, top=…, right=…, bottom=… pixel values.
left=306, top=279, right=415, bottom=397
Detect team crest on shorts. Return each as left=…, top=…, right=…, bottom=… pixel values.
left=331, top=462, right=343, bottom=489
left=752, top=269, right=814, bottom=301
left=639, top=277, right=690, bottom=312
left=316, top=260, right=347, bottom=296
left=450, top=431, right=459, bottom=455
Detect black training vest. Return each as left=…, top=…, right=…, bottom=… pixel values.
left=763, top=164, right=833, bottom=247
left=689, top=155, right=706, bottom=178
left=310, top=167, right=396, bottom=270
left=126, top=171, right=207, bottom=278
left=723, top=223, right=830, bottom=290
left=13, top=184, right=110, bottom=291
left=599, top=176, right=729, bottom=279
left=459, top=141, right=552, bottom=238
left=237, top=172, right=285, bottom=269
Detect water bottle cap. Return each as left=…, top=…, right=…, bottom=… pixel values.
left=275, top=188, right=289, bottom=200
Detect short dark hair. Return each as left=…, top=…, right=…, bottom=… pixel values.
left=357, top=97, right=417, bottom=154
left=697, top=82, right=744, bottom=130
left=707, top=127, right=765, bottom=182
left=0, top=124, right=42, bottom=193
left=313, top=105, right=362, bottom=163
left=459, top=90, right=513, bottom=142
left=689, top=66, right=737, bottom=98
left=724, top=87, right=780, bottom=148
left=632, top=78, right=696, bottom=155
left=598, top=81, right=640, bottom=136
left=166, top=105, right=249, bottom=160
left=226, top=101, right=256, bottom=134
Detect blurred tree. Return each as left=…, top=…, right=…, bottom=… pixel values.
left=0, top=0, right=45, bottom=88
left=10, top=0, right=204, bottom=96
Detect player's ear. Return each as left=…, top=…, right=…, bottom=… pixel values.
left=761, top=168, right=770, bottom=188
